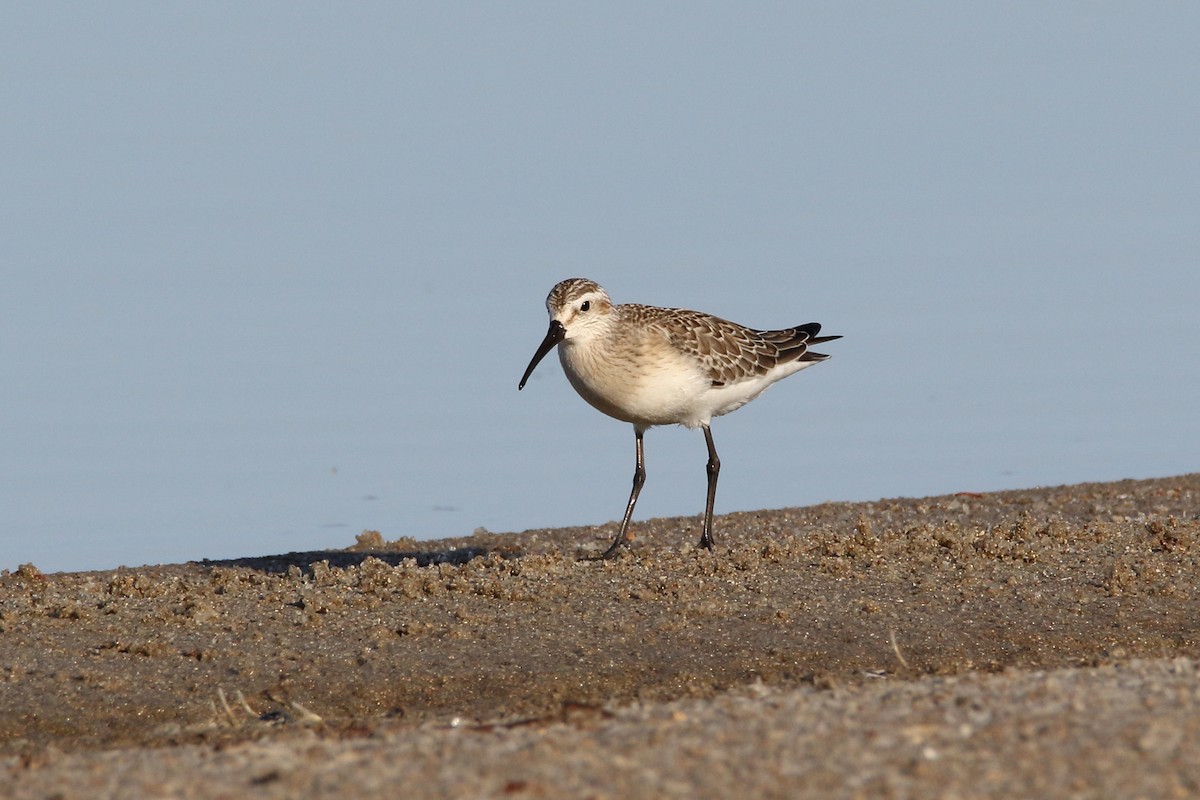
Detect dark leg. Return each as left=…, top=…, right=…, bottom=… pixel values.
left=698, top=425, right=720, bottom=550
left=600, top=428, right=646, bottom=559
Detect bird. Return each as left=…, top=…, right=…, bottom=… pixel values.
left=518, top=278, right=839, bottom=558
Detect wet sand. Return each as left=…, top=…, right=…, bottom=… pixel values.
left=3, top=474, right=1199, bottom=798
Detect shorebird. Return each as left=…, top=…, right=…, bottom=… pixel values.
left=518, top=278, right=840, bottom=558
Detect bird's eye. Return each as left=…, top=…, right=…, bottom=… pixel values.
left=580, top=300, right=591, bottom=312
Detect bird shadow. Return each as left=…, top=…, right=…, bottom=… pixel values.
left=198, top=545, right=506, bottom=577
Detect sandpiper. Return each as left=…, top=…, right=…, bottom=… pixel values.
left=519, top=278, right=840, bottom=558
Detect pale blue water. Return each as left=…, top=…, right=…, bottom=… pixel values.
left=3, top=4, right=1198, bottom=573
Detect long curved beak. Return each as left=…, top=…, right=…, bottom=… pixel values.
left=518, top=320, right=566, bottom=390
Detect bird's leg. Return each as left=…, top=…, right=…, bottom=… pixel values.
left=601, top=428, right=645, bottom=559
left=698, top=425, right=720, bottom=550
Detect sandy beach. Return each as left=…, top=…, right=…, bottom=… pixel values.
left=3, top=474, right=1198, bottom=798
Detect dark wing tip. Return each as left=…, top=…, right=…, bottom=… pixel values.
left=754, top=323, right=841, bottom=363
left=791, top=324, right=841, bottom=343
left=794, top=325, right=840, bottom=362
left=795, top=322, right=823, bottom=338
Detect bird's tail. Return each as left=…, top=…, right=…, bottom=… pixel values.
left=779, top=322, right=842, bottom=361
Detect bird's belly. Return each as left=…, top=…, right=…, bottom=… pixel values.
left=560, top=350, right=710, bottom=428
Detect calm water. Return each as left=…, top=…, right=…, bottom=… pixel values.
left=3, top=5, right=1198, bottom=573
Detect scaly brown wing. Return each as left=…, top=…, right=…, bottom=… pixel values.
left=624, top=304, right=838, bottom=387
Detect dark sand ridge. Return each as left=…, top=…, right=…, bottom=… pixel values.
left=2, top=474, right=1199, bottom=797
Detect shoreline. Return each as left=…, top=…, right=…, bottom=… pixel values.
left=3, top=474, right=1199, bottom=797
